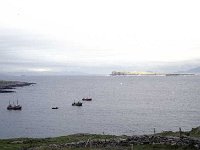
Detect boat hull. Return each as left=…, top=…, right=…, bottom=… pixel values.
left=52, top=107, right=59, bottom=109
left=82, top=98, right=92, bottom=101
left=72, top=102, right=82, bottom=106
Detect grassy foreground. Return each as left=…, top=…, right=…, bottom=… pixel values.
left=0, top=135, right=196, bottom=150
left=157, top=126, right=200, bottom=138
left=1, top=126, right=200, bottom=150
left=0, top=134, right=115, bottom=150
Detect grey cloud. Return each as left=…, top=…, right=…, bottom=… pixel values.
left=0, top=28, right=62, bottom=74
left=0, top=28, right=57, bottom=62
left=1, top=28, right=200, bottom=75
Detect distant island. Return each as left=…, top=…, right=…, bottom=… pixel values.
left=110, top=71, right=195, bottom=76
left=0, top=80, right=36, bottom=93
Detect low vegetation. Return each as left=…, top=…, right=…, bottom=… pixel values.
left=157, top=127, right=200, bottom=138
left=0, top=134, right=114, bottom=150
left=0, top=127, right=200, bottom=150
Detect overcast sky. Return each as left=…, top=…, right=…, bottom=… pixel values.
left=0, top=0, right=200, bottom=74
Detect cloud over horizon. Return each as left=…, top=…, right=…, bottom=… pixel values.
left=0, top=0, right=200, bottom=74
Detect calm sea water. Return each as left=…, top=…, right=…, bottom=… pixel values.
left=0, top=75, right=200, bottom=139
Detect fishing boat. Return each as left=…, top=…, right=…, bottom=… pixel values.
left=72, top=101, right=82, bottom=106
left=52, top=107, right=59, bottom=109
left=82, top=90, right=92, bottom=101
left=7, top=100, right=22, bottom=110
left=82, top=97, right=92, bottom=101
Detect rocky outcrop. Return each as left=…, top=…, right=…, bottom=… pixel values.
left=28, top=135, right=200, bottom=150
left=0, top=81, right=36, bottom=93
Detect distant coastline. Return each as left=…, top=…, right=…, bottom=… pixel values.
left=110, top=71, right=195, bottom=76
left=0, top=80, right=36, bottom=93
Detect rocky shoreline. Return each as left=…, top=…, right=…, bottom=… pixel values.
left=31, top=135, right=200, bottom=150
left=0, top=81, right=36, bottom=93
left=1, top=127, right=198, bottom=150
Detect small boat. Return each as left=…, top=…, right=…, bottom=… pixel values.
left=52, top=107, right=59, bottom=109
left=7, top=100, right=22, bottom=110
left=82, top=90, right=92, bottom=101
left=82, top=97, right=92, bottom=101
left=72, top=101, right=82, bottom=106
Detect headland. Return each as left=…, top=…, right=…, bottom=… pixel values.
left=0, top=80, right=36, bottom=93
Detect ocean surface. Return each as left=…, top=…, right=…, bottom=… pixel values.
left=0, top=75, right=200, bottom=139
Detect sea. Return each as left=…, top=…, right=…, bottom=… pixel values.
left=0, top=75, right=200, bottom=139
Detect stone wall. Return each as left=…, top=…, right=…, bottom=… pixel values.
left=29, top=135, right=200, bottom=150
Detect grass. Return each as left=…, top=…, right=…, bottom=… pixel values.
left=1, top=126, right=200, bottom=150
left=20, top=144, right=197, bottom=150
left=0, top=132, right=199, bottom=150
left=189, top=127, right=200, bottom=138
left=157, top=126, right=200, bottom=138
left=129, top=144, right=196, bottom=150
left=0, top=134, right=115, bottom=150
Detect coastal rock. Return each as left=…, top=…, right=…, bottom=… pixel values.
left=80, top=136, right=198, bottom=148
left=0, top=81, right=36, bottom=93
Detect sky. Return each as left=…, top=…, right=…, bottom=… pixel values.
left=0, top=0, right=200, bottom=74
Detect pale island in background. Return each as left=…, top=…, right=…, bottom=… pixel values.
left=110, top=71, right=195, bottom=76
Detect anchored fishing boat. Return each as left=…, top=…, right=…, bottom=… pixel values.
left=82, top=97, right=92, bottom=101
left=7, top=100, right=22, bottom=110
left=72, top=101, right=82, bottom=106
left=82, top=90, right=92, bottom=101
left=52, top=107, right=59, bottom=109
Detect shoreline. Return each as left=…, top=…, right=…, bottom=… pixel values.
left=0, top=80, right=36, bottom=93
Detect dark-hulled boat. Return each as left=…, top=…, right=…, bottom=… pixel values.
left=7, top=100, right=22, bottom=110
left=52, top=107, right=59, bottom=109
left=72, top=101, right=82, bottom=106
left=13, top=104, right=22, bottom=110
left=82, top=97, right=92, bottom=101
